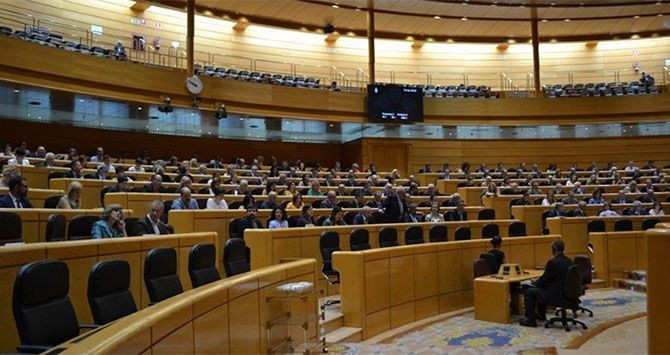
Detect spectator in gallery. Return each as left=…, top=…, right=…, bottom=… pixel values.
left=425, top=203, right=444, bottom=222
left=172, top=187, right=198, bottom=210
left=206, top=188, right=228, bottom=210
left=268, top=207, right=289, bottom=229
left=238, top=205, right=263, bottom=236
left=323, top=206, right=347, bottom=226
left=286, top=193, right=304, bottom=210
left=0, top=175, right=33, bottom=208
left=298, top=205, right=316, bottom=227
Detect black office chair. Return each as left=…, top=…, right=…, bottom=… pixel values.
left=572, top=255, right=594, bottom=318
left=545, top=265, right=588, bottom=331
left=0, top=211, right=22, bottom=245
left=349, top=229, right=371, bottom=251
left=642, top=218, right=661, bottom=230
left=287, top=215, right=301, bottom=227
left=404, top=225, right=424, bottom=245
left=587, top=220, right=606, bottom=233
left=541, top=210, right=552, bottom=235
left=13, top=260, right=97, bottom=353
left=316, top=215, right=328, bottom=226
left=454, top=227, right=471, bottom=241
left=99, top=186, right=111, bottom=207
left=189, top=243, right=221, bottom=288
left=223, top=238, right=251, bottom=277
left=478, top=208, right=496, bottom=220
left=343, top=211, right=357, bottom=225
left=319, top=231, right=341, bottom=309
left=371, top=211, right=385, bottom=224
left=429, top=225, right=447, bottom=242
left=481, top=224, right=499, bottom=239
left=229, top=217, right=242, bottom=239
left=87, top=260, right=137, bottom=325
left=473, top=258, right=489, bottom=278
left=67, top=215, right=99, bottom=240
left=123, top=217, right=139, bottom=237
left=47, top=172, right=65, bottom=181
left=312, top=199, right=324, bottom=208
left=144, top=248, right=183, bottom=305
left=161, top=200, right=172, bottom=223
left=378, top=227, right=399, bottom=248
left=228, top=201, right=242, bottom=210
left=479, top=253, right=498, bottom=274
left=613, top=219, right=633, bottom=231
left=43, top=194, right=63, bottom=209
left=45, top=214, right=67, bottom=242
left=196, top=198, right=207, bottom=210
left=508, top=221, right=527, bottom=237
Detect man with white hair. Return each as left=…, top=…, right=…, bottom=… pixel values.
left=261, top=191, right=279, bottom=209
left=320, top=190, right=338, bottom=209
left=35, top=152, right=57, bottom=167
left=382, top=185, right=405, bottom=223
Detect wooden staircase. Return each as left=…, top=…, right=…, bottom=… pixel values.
left=614, top=270, right=647, bottom=292
left=320, top=295, right=362, bottom=346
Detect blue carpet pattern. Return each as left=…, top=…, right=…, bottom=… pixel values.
left=332, top=289, right=645, bottom=354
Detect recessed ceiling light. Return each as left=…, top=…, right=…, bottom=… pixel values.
left=37, top=116, right=41, bottom=120
left=13, top=89, right=19, bottom=93
left=541, top=19, right=548, bottom=22
left=79, top=99, right=84, bottom=102
left=329, top=123, right=334, bottom=127
left=138, top=107, right=142, bottom=110
left=355, top=7, right=361, bottom=11
left=461, top=17, right=468, bottom=21
left=331, top=4, right=339, bottom=8
left=634, top=15, right=640, bottom=19
left=564, top=18, right=571, bottom=22
left=434, top=15, right=441, bottom=19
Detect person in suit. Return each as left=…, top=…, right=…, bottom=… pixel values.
left=573, top=201, right=588, bottom=217
left=519, top=240, right=574, bottom=327
left=352, top=206, right=372, bottom=225
left=547, top=202, right=566, bottom=218
left=260, top=191, right=279, bottom=210
left=238, top=205, right=263, bottom=237
left=320, top=190, right=337, bottom=209
left=65, top=161, right=83, bottom=179
left=323, top=206, right=347, bottom=226
left=297, top=206, right=316, bottom=227
left=444, top=193, right=462, bottom=207
left=402, top=204, right=420, bottom=223
left=143, top=174, right=167, bottom=193
left=367, top=191, right=384, bottom=209
left=638, top=189, right=658, bottom=204
left=487, top=236, right=505, bottom=273
left=171, top=187, right=198, bottom=210
left=561, top=190, right=579, bottom=205
left=0, top=175, right=33, bottom=208
left=88, top=164, right=110, bottom=180
left=350, top=192, right=366, bottom=208
left=449, top=200, right=468, bottom=221
left=611, top=190, right=631, bottom=204
left=382, top=186, right=405, bottom=223
left=132, top=200, right=174, bottom=236
left=419, top=164, right=432, bottom=173
left=108, top=176, right=130, bottom=193
left=515, top=192, right=531, bottom=206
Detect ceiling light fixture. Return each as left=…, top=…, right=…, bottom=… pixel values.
left=461, top=17, right=468, bottom=21
left=434, top=15, right=441, bottom=19
left=331, top=4, right=339, bottom=8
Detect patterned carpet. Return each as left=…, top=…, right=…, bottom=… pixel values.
left=331, top=289, right=646, bottom=354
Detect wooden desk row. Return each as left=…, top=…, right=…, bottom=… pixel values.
left=0, top=232, right=221, bottom=353
left=332, top=236, right=558, bottom=339
left=0, top=208, right=134, bottom=243
left=245, top=220, right=519, bottom=295
left=546, top=215, right=670, bottom=256
left=589, top=231, right=647, bottom=287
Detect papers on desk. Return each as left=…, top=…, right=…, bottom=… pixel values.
left=520, top=280, right=534, bottom=288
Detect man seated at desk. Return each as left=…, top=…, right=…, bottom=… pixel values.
left=519, top=240, right=574, bottom=328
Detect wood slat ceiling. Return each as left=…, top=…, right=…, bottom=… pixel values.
left=151, top=0, right=670, bottom=42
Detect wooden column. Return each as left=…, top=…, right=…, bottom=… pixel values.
left=186, top=0, right=195, bottom=74
left=530, top=5, right=541, bottom=94
left=367, top=0, right=375, bottom=84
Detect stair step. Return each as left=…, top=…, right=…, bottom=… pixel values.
left=623, top=270, right=647, bottom=281
left=614, top=279, right=647, bottom=293
left=588, top=278, right=606, bottom=289
left=325, top=326, right=362, bottom=344
left=321, top=309, right=344, bottom=334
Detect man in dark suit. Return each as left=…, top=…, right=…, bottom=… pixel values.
left=519, top=240, right=574, bottom=327
left=352, top=206, right=371, bottom=225
left=131, top=200, right=174, bottom=236
left=611, top=190, right=631, bottom=204
left=65, top=161, right=83, bottom=179
left=0, top=176, right=33, bottom=208
left=547, top=202, right=566, bottom=218
left=238, top=206, right=263, bottom=238
left=143, top=174, right=167, bottom=193
left=449, top=200, right=468, bottom=221
left=402, top=204, right=420, bottom=223
left=573, top=201, right=588, bottom=217
left=382, top=185, right=405, bottom=223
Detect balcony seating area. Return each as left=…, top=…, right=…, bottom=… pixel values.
left=543, top=81, right=660, bottom=98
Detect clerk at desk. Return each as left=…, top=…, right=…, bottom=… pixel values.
left=519, top=240, right=574, bottom=327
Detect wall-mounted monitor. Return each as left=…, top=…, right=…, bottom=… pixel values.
left=367, top=84, right=423, bottom=123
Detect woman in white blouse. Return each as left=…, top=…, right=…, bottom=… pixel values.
left=206, top=188, right=228, bottom=210
left=649, top=201, right=665, bottom=216
left=268, top=207, right=289, bottom=229
left=425, top=203, right=444, bottom=222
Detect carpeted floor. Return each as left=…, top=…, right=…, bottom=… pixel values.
left=331, top=289, right=646, bottom=354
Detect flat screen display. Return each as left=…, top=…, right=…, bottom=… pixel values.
left=367, top=84, right=423, bottom=123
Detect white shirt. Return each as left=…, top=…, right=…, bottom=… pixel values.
left=9, top=192, right=23, bottom=208
left=541, top=198, right=552, bottom=206
left=649, top=209, right=665, bottom=216
left=146, top=214, right=160, bottom=235
left=7, top=158, right=29, bottom=166
left=102, top=163, right=116, bottom=173
left=128, top=165, right=145, bottom=172
left=206, top=197, right=228, bottom=210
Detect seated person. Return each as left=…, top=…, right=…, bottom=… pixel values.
left=172, top=187, right=198, bottom=210
left=352, top=206, right=372, bottom=225
left=268, top=207, right=289, bottom=229
left=366, top=191, right=384, bottom=209
left=547, top=202, right=566, bottom=218
left=519, top=240, right=574, bottom=327
left=572, top=201, right=588, bottom=217
left=487, top=236, right=506, bottom=273
left=260, top=191, right=279, bottom=210
left=449, top=200, right=468, bottom=221
left=587, top=189, right=606, bottom=205
left=297, top=206, right=315, bottom=227
left=501, top=183, right=521, bottom=195
left=58, top=181, right=82, bottom=209
left=7, top=147, right=29, bottom=166
left=238, top=205, right=263, bottom=236
left=286, top=193, right=304, bottom=210
left=92, top=204, right=127, bottom=239
left=425, top=202, right=444, bottom=222
left=611, top=190, right=631, bottom=204
left=143, top=174, right=167, bottom=193
left=127, top=157, right=145, bottom=172
left=541, top=191, right=556, bottom=206
left=638, top=189, right=658, bottom=203
left=320, top=190, right=337, bottom=209
left=132, top=200, right=174, bottom=236
left=206, top=187, right=229, bottom=209
left=108, top=176, right=130, bottom=193
left=423, top=183, right=440, bottom=197
left=649, top=201, right=665, bottom=216
left=350, top=191, right=366, bottom=208
left=335, top=184, right=348, bottom=196
left=35, top=152, right=57, bottom=167
left=65, top=161, right=83, bottom=179
left=444, top=193, right=462, bottom=207
left=514, top=192, right=531, bottom=206
left=598, top=202, right=619, bottom=217
left=0, top=175, right=33, bottom=208
left=561, top=190, right=579, bottom=205
left=626, top=200, right=645, bottom=216
left=402, top=204, right=420, bottom=223
left=307, top=181, right=324, bottom=196
left=323, top=206, right=347, bottom=226
left=572, top=182, right=586, bottom=195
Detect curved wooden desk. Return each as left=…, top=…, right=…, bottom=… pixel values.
left=647, top=226, right=670, bottom=353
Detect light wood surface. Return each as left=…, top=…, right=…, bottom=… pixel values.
left=0, top=232, right=220, bottom=353
left=332, top=236, right=557, bottom=339
left=474, top=269, right=544, bottom=324
left=590, top=231, right=647, bottom=287
left=0, top=187, right=64, bottom=209
left=646, top=227, right=670, bottom=354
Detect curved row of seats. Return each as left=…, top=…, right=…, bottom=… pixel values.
left=585, top=218, right=661, bottom=233
left=543, top=82, right=659, bottom=98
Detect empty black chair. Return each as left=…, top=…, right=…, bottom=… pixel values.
left=429, top=225, right=447, bottom=242
left=0, top=211, right=22, bottom=245
left=479, top=253, right=498, bottom=274
left=349, top=229, right=371, bottom=251
left=88, top=260, right=137, bottom=325
left=478, top=208, right=496, bottom=220
left=343, top=211, right=357, bottom=225
left=613, top=219, right=633, bottom=231
left=587, top=220, right=606, bottom=233
left=45, top=214, right=66, bottom=242
left=316, top=215, right=328, bottom=226
left=378, top=227, right=399, bottom=248
left=196, top=198, right=207, bottom=210
left=319, top=231, right=341, bottom=309
left=47, top=172, right=65, bottom=181
left=508, top=221, right=527, bottom=237
left=123, top=217, right=138, bottom=237
left=99, top=186, right=111, bottom=207
left=13, top=260, right=97, bottom=353
left=454, top=227, right=471, bottom=240
left=404, top=225, right=424, bottom=245
left=541, top=210, right=552, bottom=235
left=67, top=215, right=99, bottom=240
left=312, top=199, right=324, bottom=208
left=572, top=255, right=594, bottom=318
left=229, top=217, right=242, bottom=239
left=43, top=194, right=63, bottom=209
left=287, top=215, right=301, bottom=227
left=223, top=238, right=250, bottom=277
left=481, top=224, right=499, bottom=239
left=371, top=211, right=385, bottom=224
left=642, top=218, right=661, bottom=230
left=545, top=265, right=588, bottom=331
left=144, top=248, right=183, bottom=304
left=189, top=243, right=221, bottom=287
left=473, top=258, right=489, bottom=278
left=228, top=201, right=242, bottom=210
